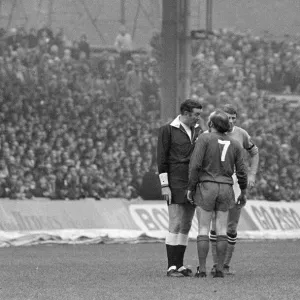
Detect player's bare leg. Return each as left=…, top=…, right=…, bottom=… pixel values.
left=211, top=176, right=242, bottom=276
left=223, top=205, right=241, bottom=275
left=214, top=210, right=229, bottom=278
left=176, top=203, right=195, bottom=277
left=166, top=204, right=195, bottom=277
left=209, top=213, right=218, bottom=274
left=195, top=207, right=213, bottom=278
left=166, top=204, right=184, bottom=277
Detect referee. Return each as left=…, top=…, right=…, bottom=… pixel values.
left=157, top=99, right=203, bottom=277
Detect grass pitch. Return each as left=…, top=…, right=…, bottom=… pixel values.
left=0, top=240, right=300, bottom=300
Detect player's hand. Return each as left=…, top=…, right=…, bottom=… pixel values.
left=161, top=186, right=172, bottom=205
left=187, top=190, right=194, bottom=205
left=236, top=194, right=247, bottom=208
left=247, top=174, right=256, bottom=189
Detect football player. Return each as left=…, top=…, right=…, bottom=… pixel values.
left=187, top=109, right=248, bottom=278
left=209, top=104, right=259, bottom=275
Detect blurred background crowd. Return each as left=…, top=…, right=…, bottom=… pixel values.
left=0, top=26, right=299, bottom=201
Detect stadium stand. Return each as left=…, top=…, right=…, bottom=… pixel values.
left=0, top=26, right=299, bottom=201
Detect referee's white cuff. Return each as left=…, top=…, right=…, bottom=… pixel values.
left=159, top=173, right=169, bottom=187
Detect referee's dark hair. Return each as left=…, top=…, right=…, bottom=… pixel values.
left=180, top=99, right=203, bottom=114
left=222, top=104, right=238, bottom=116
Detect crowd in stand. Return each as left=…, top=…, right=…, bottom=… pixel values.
left=187, top=29, right=300, bottom=201
left=0, top=26, right=160, bottom=200
left=0, top=26, right=299, bottom=201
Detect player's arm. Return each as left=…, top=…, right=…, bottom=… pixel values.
left=243, top=132, right=259, bottom=188
left=187, top=136, right=207, bottom=203
left=235, top=144, right=248, bottom=206
left=247, top=144, right=259, bottom=186
left=157, top=125, right=172, bottom=203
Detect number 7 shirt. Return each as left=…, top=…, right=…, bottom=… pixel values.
left=188, top=132, right=248, bottom=192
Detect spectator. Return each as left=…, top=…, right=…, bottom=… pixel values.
left=103, top=70, right=120, bottom=101
left=114, top=25, right=133, bottom=65
left=0, top=158, right=9, bottom=179
left=78, top=34, right=90, bottom=59
left=71, top=41, right=81, bottom=60
left=125, top=60, right=142, bottom=96
left=6, top=28, right=19, bottom=51
left=5, top=174, right=23, bottom=199
left=27, top=28, right=38, bottom=49
left=22, top=171, right=36, bottom=199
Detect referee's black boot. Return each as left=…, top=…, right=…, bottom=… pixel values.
left=167, top=266, right=184, bottom=277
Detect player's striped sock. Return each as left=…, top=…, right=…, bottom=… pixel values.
left=216, top=235, right=228, bottom=272
left=197, top=235, right=209, bottom=273
left=224, top=232, right=237, bottom=266
left=209, top=230, right=217, bottom=266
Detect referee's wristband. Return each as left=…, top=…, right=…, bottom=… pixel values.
left=159, top=173, right=169, bottom=188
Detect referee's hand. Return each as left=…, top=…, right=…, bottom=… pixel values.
left=161, top=186, right=172, bottom=205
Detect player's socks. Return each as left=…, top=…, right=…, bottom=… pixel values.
left=209, top=230, right=217, bottom=266
left=224, top=232, right=237, bottom=266
left=216, top=235, right=227, bottom=272
left=197, top=235, right=209, bottom=273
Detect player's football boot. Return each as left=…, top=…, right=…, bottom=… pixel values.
left=177, top=266, right=193, bottom=277
left=167, top=266, right=184, bottom=277
left=195, top=266, right=207, bottom=278
left=213, top=270, right=224, bottom=278
left=223, top=265, right=235, bottom=275
left=210, top=264, right=217, bottom=276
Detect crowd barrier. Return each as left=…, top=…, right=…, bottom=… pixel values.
left=0, top=198, right=300, bottom=247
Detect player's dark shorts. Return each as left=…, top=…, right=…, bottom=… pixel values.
left=194, top=182, right=235, bottom=212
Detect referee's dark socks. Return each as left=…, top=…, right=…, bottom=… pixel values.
left=224, top=232, right=237, bottom=266
left=197, top=235, right=209, bottom=273
left=176, top=245, right=186, bottom=269
left=166, top=244, right=177, bottom=269
left=216, top=235, right=228, bottom=272
left=166, top=232, right=178, bottom=269
left=209, top=230, right=217, bottom=266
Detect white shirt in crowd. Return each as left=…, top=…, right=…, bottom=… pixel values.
left=114, top=33, right=133, bottom=52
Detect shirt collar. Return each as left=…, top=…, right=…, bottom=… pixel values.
left=170, top=115, right=199, bottom=129
left=228, top=126, right=236, bottom=134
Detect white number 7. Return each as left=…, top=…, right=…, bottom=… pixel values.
left=218, top=140, right=231, bottom=161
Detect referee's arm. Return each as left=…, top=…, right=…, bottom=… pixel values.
left=157, top=125, right=171, bottom=174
